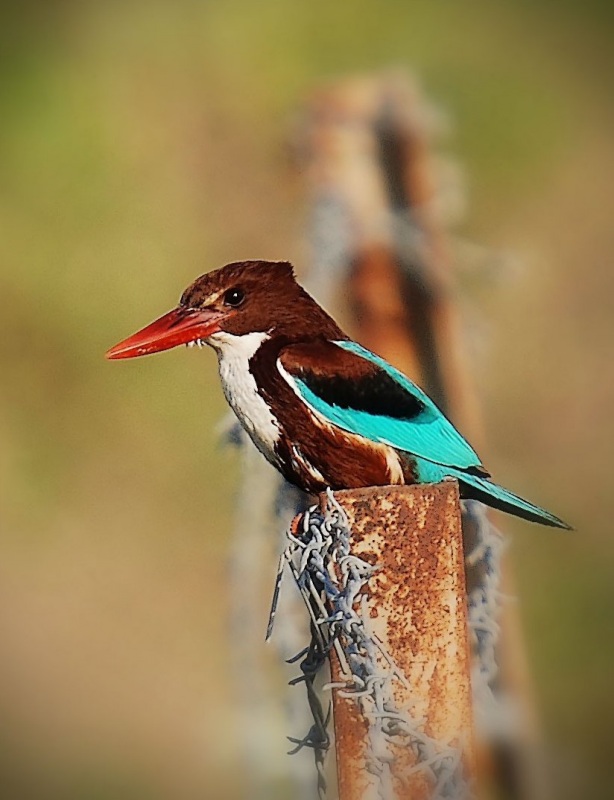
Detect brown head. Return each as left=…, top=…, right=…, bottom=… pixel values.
left=106, top=260, right=345, bottom=359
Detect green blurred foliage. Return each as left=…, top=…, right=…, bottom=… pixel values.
left=0, top=1, right=612, bottom=798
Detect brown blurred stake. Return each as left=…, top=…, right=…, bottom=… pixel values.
left=300, top=72, right=547, bottom=799
left=366, top=76, right=547, bottom=800
left=328, top=484, right=475, bottom=800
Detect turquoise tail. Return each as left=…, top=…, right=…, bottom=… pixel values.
left=452, top=470, right=571, bottom=530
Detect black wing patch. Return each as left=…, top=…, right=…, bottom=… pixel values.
left=301, top=371, right=425, bottom=421
left=284, top=341, right=426, bottom=422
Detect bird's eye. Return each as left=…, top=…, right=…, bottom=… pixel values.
left=223, top=287, right=245, bottom=308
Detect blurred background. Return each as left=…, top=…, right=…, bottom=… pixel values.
left=0, top=1, right=613, bottom=798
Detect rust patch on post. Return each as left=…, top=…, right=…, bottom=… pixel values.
left=328, top=482, right=475, bottom=800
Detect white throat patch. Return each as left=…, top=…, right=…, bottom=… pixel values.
left=208, top=331, right=280, bottom=459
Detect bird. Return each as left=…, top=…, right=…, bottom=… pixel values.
left=106, top=259, right=570, bottom=529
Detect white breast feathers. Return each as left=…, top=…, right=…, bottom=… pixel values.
left=208, top=331, right=281, bottom=459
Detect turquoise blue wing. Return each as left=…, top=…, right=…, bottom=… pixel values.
left=279, top=339, right=484, bottom=471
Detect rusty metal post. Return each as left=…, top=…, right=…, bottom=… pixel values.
left=327, top=483, right=475, bottom=800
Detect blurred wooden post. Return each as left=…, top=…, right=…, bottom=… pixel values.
left=327, top=483, right=475, bottom=800
left=299, top=73, right=547, bottom=799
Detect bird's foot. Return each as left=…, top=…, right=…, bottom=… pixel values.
left=289, top=512, right=305, bottom=539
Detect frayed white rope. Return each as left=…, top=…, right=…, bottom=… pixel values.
left=462, top=500, right=508, bottom=735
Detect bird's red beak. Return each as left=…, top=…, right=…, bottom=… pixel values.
left=105, top=306, right=227, bottom=360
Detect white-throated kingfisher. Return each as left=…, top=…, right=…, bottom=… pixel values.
left=106, top=260, right=569, bottom=529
